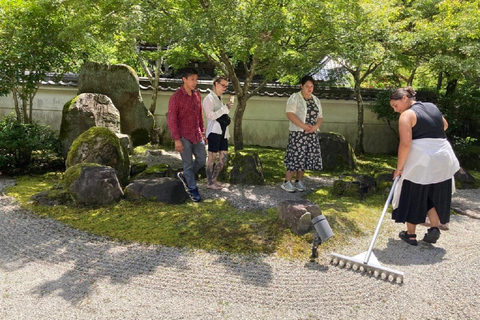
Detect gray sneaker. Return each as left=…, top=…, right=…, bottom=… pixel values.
left=294, top=180, right=306, bottom=192
left=281, top=181, right=296, bottom=193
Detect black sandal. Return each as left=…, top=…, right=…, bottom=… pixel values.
left=399, top=231, right=418, bottom=246
left=423, top=227, right=440, bottom=243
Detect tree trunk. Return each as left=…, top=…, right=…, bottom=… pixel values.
left=445, top=78, right=458, bottom=96
left=21, top=91, right=28, bottom=124
left=407, top=67, right=417, bottom=86
left=138, top=55, right=162, bottom=115
left=354, top=82, right=365, bottom=155
left=150, top=60, right=161, bottom=114
left=28, top=92, right=34, bottom=124
left=233, top=94, right=247, bottom=151
left=12, top=89, right=22, bottom=123
left=436, top=71, right=443, bottom=91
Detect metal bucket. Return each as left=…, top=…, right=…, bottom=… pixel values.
left=312, top=214, right=334, bottom=242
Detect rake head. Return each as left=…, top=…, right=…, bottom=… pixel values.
left=328, top=252, right=404, bottom=284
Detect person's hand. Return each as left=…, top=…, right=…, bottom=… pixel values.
left=204, top=134, right=208, bottom=145
left=393, top=168, right=403, bottom=179
left=174, top=140, right=184, bottom=153
left=303, top=124, right=313, bottom=132
left=305, top=124, right=319, bottom=133
left=227, top=102, right=233, bottom=109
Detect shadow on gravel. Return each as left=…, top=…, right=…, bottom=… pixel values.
left=304, top=262, right=329, bottom=272
left=0, top=198, right=192, bottom=304
left=212, top=255, right=273, bottom=287
left=374, top=238, right=446, bottom=266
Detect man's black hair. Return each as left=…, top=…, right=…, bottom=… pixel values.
left=181, top=67, right=199, bottom=79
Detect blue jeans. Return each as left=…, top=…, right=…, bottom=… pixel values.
left=180, top=138, right=206, bottom=190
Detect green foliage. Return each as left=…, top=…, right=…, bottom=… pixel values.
left=438, top=83, right=480, bottom=147
left=367, top=0, right=480, bottom=90
left=0, top=114, right=62, bottom=174
left=0, top=0, right=76, bottom=123
left=437, top=83, right=480, bottom=170
left=367, top=89, right=399, bottom=140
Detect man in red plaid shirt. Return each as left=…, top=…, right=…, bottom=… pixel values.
left=167, top=68, right=206, bottom=202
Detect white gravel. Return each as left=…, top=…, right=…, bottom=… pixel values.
left=1, top=176, right=479, bottom=320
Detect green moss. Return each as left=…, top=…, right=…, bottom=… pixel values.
left=62, top=163, right=102, bottom=187
left=133, top=143, right=158, bottom=155
left=4, top=148, right=408, bottom=260
left=59, top=95, right=81, bottom=140
left=6, top=174, right=285, bottom=255
left=67, top=127, right=121, bottom=164
left=134, top=163, right=173, bottom=179
left=130, top=161, right=148, bottom=176
left=66, top=127, right=130, bottom=185
left=332, top=180, right=346, bottom=196
left=62, top=95, right=80, bottom=113
left=143, top=163, right=170, bottom=173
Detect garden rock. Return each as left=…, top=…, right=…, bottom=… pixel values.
left=130, top=162, right=148, bottom=176
left=59, top=93, right=121, bottom=157
left=318, top=132, right=356, bottom=170
left=66, top=127, right=130, bottom=186
left=77, top=62, right=155, bottom=146
left=31, top=188, right=74, bottom=206
left=65, top=164, right=124, bottom=206
left=117, top=133, right=133, bottom=154
left=133, top=164, right=176, bottom=179
left=454, top=167, right=476, bottom=189
left=229, top=152, right=265, bottom=185
left=278, top=200, right=322, bottom=235
left=375, top=172, right=395, bottom=193
left=332, top=174, right=376, bottom=199
left=124, top=178, right=188, bottom=204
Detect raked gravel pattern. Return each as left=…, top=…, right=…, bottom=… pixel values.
left=1, top=176, right=479, bottom=320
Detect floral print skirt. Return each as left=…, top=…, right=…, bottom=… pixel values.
left=284, top=131, right=323, bottom=172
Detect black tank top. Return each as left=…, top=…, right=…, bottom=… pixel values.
left=411, top=102, right=446, bottom=140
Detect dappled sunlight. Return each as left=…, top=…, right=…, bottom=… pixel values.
left=4, top=148, right=406, bottom=259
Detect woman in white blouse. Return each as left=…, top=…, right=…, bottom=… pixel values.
left=282, top=75, right=323, bottom=193
left=202, top=76, right=233, bottom=189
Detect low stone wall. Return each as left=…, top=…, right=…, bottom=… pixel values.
left=0, top=82, right=399, bottom=154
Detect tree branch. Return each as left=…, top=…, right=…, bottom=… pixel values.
left=219, top=51, right=241, bottom=95
left=138, top=55, right=154, bottom=83
left=248, top=79, right=268, bottom=99
left=359, top=61, right=382, bottom=83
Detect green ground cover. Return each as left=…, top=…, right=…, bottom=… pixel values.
left=7, top=146, right=472, bottom=260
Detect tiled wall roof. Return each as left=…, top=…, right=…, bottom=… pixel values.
left=40, top=74, right=437, bottom=101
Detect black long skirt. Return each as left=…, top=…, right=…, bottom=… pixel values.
left=392, top=179, right=453, bottom=225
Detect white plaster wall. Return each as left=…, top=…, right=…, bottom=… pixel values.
left=0, top=85, right=398, bottom=154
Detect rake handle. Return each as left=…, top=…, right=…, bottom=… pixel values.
left=363, top=176, right=399, bottom=265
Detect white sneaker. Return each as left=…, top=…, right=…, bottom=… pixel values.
left=294, top=180, right=306, bottom=192
left=281, top=181, right=296, bottom=193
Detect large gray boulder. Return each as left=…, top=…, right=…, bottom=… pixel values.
left=278, top=200, right=322, bottom=235
left=318, top=132, right=356, bottom=170
left=64, top=164, right=124, bottom=206
left=59, top=93, right=121, bottom=157
left=66, top=127, right=130, bottom=186
left=77, top=62, right=155, bottom=146
left=124, top=178, right=188, bottom=204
